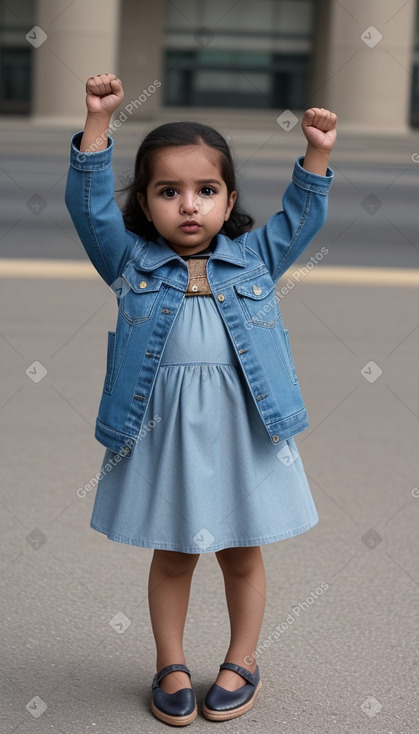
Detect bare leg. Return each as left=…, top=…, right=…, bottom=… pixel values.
left=148, top=549, right=200, bottom=693
left=214, top=546, right=266, bottom=690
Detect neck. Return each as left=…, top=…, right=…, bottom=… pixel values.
left=180, top=238, right=216, bottom=260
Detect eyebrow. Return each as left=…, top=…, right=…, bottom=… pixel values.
left=153, top=179, right=222, bottom=188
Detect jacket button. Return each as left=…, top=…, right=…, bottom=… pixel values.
left=124, top=446, right=131, bottom=456
left=253, top=285, right=262, bottom=295
left=139, top=281, right=147, bottom=288
left=272, top=435, right=280, bottom=443
left=217, top=294, right=225, bottom=302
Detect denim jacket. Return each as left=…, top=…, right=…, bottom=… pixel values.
left=65, top=132, right=333, bottom=459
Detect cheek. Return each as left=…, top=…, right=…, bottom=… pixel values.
left=207, top=193, right=231, bottom=218
left=149, top=199, right=168, bottom=219
left=194, top=196, right=218, bottom=216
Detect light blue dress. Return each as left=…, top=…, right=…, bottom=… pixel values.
left=90, top=293, right=319, bottom=553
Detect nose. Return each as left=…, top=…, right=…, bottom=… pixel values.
left=180, top=191, right=199, bottom=214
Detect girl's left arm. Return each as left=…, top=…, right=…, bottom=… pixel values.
left=301, top=107, right=337, bottom=176
left=246, top=107, right=337, bottom=283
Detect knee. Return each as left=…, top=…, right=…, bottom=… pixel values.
left=215, top=546, right=262, bottom=577
left=152, top=549, right=200, bottom=577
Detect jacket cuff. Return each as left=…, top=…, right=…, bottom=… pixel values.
left=292, top=155, right=334, bottom=194
left=69, top=131, right=114, bottom=171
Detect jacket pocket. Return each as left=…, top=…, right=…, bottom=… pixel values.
left=104, top=330, right=116, bottom=394
left=233, top=273, right=281, bottom=328
left=120, top=273, right=164, bottom=325
left=270, top=326, right=299, bottom=386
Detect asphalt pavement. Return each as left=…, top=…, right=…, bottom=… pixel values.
left=1, top=117, right=418, bottom=733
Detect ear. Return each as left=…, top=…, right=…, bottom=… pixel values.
left=224, top=190, right=238, bottom=221
left=137, top=192, right=153, bottom=222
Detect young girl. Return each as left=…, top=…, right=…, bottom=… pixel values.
left=65, top=73, right=336, bottom=727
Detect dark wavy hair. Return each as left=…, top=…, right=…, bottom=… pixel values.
left=120, top=121, right=254, bottom=240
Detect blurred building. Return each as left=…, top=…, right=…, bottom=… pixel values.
left=0, top=0, right=418, bottom=132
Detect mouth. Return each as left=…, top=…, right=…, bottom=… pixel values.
left=180, top=221, right=201, bottom=233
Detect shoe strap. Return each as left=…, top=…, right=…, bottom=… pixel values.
left=152, top=663, right=191, bottom=689
left=219, top=661, right=259, bottom=686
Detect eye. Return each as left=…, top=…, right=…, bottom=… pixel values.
left=160, top=187, right=178, bottom=198
left=199, top=186, right=216, bottom=197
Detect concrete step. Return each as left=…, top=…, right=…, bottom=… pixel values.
left=1, top=112, right=419, bottom=164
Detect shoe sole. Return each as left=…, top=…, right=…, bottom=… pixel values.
left=151, top=700, right=198, bottom=726
left=202, top=679, right=262, bottom=721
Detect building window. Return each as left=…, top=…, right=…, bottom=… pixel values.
left=163, top=0, right=313, bottom=109
left=410, top=0, right=419, bottom=126
left=0, top=0, right=35, bottom=115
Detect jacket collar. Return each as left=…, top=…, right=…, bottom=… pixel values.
left=135, top=232, right=247, bottom=271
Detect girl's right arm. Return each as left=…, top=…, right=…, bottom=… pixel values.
left=80, top=74, right=124, bottom=153
left=65, top=74, right=140, bottom=287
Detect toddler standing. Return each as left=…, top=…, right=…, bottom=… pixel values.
left=65, top=73, right=336, bottom=726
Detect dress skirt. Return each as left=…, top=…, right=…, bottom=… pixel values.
left=90, top=294, right=319, bottom=553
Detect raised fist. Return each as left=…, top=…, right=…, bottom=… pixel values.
left=85, top=73, right=124, bottom=115
left=301, top=107, right=337, bottom=153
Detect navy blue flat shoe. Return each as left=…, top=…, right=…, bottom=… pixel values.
left=151, top=663, right=197, bottom=726
left=202, top=662, right=262, bottom=721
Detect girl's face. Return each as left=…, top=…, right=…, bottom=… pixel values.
left=137, top=144, right=237, bottom=256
